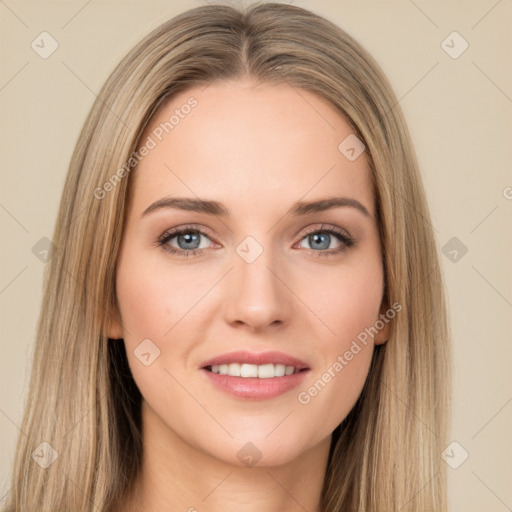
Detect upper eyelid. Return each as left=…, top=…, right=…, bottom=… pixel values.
left=159, top=224, right=214, bottom=242
left=300, top=223, right=351, bottom=237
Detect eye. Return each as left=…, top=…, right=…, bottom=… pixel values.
left=157, top=225, right=214, bottom=258
left=295, top=224, right=354, bottom=256
left=157, top=223, right=355, bottom=259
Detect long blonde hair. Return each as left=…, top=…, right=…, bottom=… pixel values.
left=3, top=3, right=451, bottom=511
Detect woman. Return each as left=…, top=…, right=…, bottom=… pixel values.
left=3, top=2, right=451, bottom=511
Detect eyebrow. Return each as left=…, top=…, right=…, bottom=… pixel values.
left=141, top=195, right=371, bottom=218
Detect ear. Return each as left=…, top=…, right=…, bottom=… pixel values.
left=373, top=302, right=391, bottom=346
left=107, top=300, right=123, bottom=339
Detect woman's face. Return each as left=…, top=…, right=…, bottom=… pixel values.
left=109, top=78, right=389, bottom=467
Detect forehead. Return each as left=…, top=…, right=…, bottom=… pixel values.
left=129, top=79, right=374, bottom=218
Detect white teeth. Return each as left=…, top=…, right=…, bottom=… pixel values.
left=228, top=362, right=241, bottom=377
left=240, top=364, right=258, bottom=377
left=257, top=364, right=274, bottom=379
left=209, top=363, right=299, bottom=378
left=274, top=364, right=286, bottom=377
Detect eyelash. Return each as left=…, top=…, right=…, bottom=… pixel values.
left=156, top=224, right=355, bottom=259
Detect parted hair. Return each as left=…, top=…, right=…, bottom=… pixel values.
left=3, top=3, right=450, bottom=511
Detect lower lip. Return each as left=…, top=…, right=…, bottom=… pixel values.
left=201, top=369, right=309, bottom=400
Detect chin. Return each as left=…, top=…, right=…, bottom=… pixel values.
left=202, top=430, right=322, bottom=469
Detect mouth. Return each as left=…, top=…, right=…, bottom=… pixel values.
left=200, top=351, right=310, bottom=400
left=205, top=363, right=304, bottom=378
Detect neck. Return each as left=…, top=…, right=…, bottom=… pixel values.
left=119, top=400, right=331, bottom=512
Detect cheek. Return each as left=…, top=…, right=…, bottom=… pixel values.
left=116, top=269, right=165, bottom=340
left=114, top=257, right=188, bottom=412
left=115, top=250, right=201, bottom=340
left=339, top=277, right=383, bottom=340
left=114, top=251, right=212, bottom=387
left=299, top=344, right=374, bottom=439
left=304, top=255, right=384, bottom=347
left=294, top=257, right=383, bottom=425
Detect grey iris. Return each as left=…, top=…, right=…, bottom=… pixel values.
left=309, top=233, right=330, bottom=250
left=178, top=232, right=201, bottom=250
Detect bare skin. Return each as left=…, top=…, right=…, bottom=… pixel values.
left=109, top=78, right=389, bottom=512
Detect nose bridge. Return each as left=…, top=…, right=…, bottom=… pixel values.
left=223, top=234, right=290, bottom=329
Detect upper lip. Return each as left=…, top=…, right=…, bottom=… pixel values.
left=200, top=350, right=310, bottom=370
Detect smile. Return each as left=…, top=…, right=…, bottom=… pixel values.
left=200, top=351, right=310, bottom=400
left=207, top=363, right=302, bottom=378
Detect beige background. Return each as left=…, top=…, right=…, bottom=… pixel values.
left=1, top=1, right=511, bottom=510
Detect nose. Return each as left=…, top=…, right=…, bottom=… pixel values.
left=222, top=243, right=292, bottom=332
